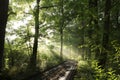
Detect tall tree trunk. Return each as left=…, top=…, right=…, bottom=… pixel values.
left=0, top=0, right=9, bottom=72
left=99, top=0, right=111, bottom=68
left=60, top=0, right=64, bottom=60
left=60, top=27, right=63, bottom=60
left=29, top=0, right=40, bottom=69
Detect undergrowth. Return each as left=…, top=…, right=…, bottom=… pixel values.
left=74, top=59, right=120, bottom=80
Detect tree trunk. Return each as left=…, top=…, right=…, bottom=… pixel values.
left=29, top=0, right=40, bottom=69
left=99, top=0, right=111, bottom=68
left=60, top=0, right=64, bottom=60
left=0, top=0, right=9, bottom=72
left=60, top=27, right=63, bottom=60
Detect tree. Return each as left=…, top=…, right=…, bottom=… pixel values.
left=0, top=0, right=9, bottom=72
left=99, top=0, right=111, bottom=68
left=29, top=0, right=40, bottom=69
left=59, top=0, right=64, bottom=60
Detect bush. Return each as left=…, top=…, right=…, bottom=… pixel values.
left=74, top=60, right=119, bottom=80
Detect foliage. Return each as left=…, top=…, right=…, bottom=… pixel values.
left=75, top=60, right=120, bottom=80
left=1, top=0, right=120, bottom=79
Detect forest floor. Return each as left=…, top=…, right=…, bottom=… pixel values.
left=21, top=60, right=77, bottom=80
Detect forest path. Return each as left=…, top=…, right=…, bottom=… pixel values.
left=27, top=60, right=77, bottom=80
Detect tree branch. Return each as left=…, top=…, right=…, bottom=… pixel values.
left=39, top=5, right=58, bottom=9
